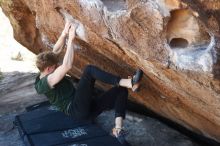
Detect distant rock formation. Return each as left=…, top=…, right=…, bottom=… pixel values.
left=1, top=0, right=220, bottom=142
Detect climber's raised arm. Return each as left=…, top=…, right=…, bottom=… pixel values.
left=52, top=21, right=71, bottom=54
left=48, top=24, right=77, bottom=87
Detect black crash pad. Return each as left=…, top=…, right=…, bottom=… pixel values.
left=24, top=125, right=110, bottom=146
left=15, top=104, right=90, bottom=136
left=25, top=101, right=50, bottom=112
left=55, top=135, right=124, bottom=146
left=15, top=102, right=129, bottom=146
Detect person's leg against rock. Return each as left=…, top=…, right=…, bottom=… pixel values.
left=91, top=86, right=129, bottom=144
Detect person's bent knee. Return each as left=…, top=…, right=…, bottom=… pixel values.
left=83, top=65, right=94, bottom=74
left=82, top=65, right=91, bottom=76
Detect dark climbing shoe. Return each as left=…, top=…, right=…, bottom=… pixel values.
left=131, top=69, right=143, bottom=92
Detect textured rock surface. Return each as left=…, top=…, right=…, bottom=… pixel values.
left=0, top=0, right=220, bottom=142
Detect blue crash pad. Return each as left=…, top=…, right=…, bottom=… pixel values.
left=14, top=101, right=129, bottom=146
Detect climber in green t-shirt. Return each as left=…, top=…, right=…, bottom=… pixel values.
left=35, top=20, right=143, bottom=145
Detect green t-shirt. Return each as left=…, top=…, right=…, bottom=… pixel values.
left=35, top=74, right=75, bottom=113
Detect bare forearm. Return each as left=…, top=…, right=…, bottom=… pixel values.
left=47, top=23, right=76, bottom=87
left=53, top=33, right=67, bottom=54
left=62, top=37, right=75, bottom=69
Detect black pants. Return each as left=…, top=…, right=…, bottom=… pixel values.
left=67, top=65, right=128, bottom=120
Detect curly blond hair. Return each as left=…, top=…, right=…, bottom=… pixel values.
left=36, top=51, right=59, bottom=72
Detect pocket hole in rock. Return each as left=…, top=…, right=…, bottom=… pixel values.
left=169, top=38, right=189, bottom=48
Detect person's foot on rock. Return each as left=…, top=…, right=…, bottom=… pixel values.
left=130, top=69, right=143, bottom=92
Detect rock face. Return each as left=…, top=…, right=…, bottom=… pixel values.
left=0, top=0, right=220, bottom=142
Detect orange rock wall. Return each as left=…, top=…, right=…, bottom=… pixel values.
left=0, top=0, right=220, bottom=142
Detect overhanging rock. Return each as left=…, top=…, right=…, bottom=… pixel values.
left=0, top=0, right=220, bottom=142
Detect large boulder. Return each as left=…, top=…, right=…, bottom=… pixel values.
left=1, top=0, right=220, bottom=142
